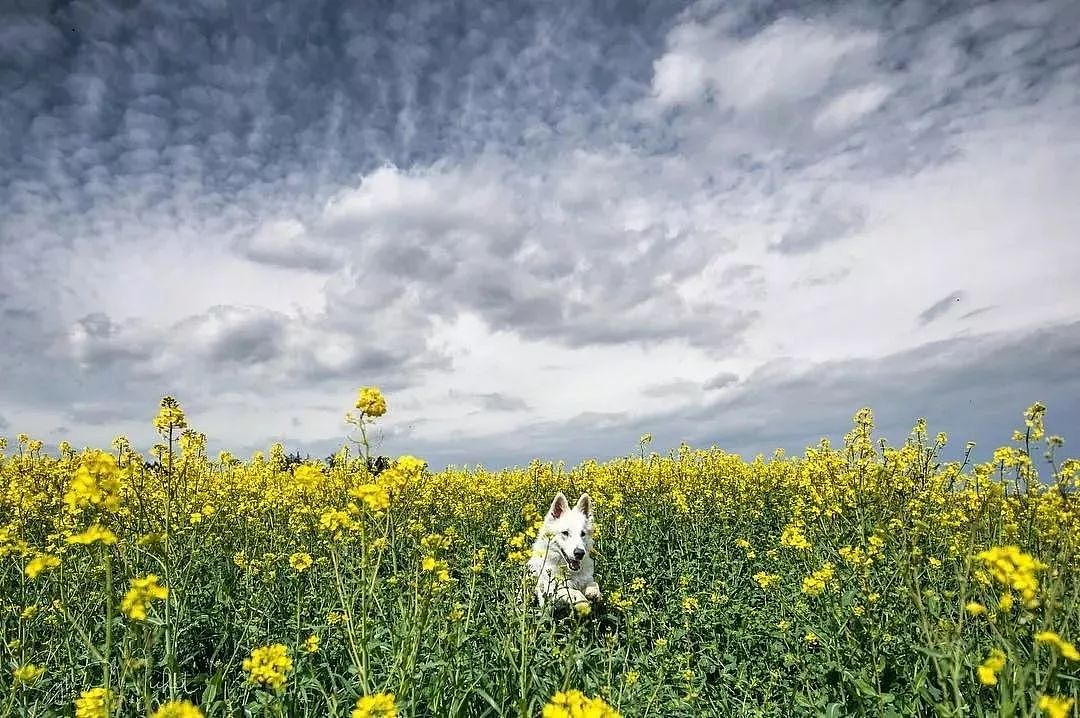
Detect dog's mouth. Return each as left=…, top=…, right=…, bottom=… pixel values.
left=558, top=546, right=583, bottom=571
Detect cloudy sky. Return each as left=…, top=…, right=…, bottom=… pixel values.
left=2, top=0, right=1079, bottom=469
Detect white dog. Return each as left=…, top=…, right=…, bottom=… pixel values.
left=527, top=492, right=602, bottom=608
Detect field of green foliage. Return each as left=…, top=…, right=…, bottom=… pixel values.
left=2, top=390, right=1078, bottom=717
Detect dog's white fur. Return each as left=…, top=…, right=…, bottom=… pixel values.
left=527, top=492, right=602, bottom=608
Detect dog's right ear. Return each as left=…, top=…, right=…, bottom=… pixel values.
left=548, top=492, right=569, bottom=519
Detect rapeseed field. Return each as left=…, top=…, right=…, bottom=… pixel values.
left=2, top=390, right=1078, bottom=717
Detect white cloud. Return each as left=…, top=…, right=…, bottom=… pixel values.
left=813, top=82, right=894, bottom=132
left=651, top=14, right=879, bottom=112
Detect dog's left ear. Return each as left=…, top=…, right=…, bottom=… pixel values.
left=574, top=493, right=592, bottom=518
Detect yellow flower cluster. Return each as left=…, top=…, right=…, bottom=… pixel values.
left=1039, top=696, right=1075, bottom=718
left=64, top=450, right=123, bottom=514
left=977, top=648, right=1006, bottom=686
left=243, top=643, right=293, bottom=691
left=801, top=563, right=836, bottom=596
left=1035, top=631, right=1080, bottom=661
left=150, top=700, right=206, bottom=718
left=12, top=663, right=44, bottom=684
left=976, top=545, right=1047, bottom=607
left=67, top=524, right=118, bottom=546
left=355, top=386, right=388, bottom=418
left=541, top=689, right=621, bottom=718
left=351, top=692, right=397, bottom=718
left=75, top=687, right=115, bottom=718
left=121, top=574, right=169, bottom=621
left=780, top=523, right=811, bottom=550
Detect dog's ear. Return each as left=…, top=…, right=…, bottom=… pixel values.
left=574, top=493, right=592, bottom=518
left=548, top=492, right=569, bottom=519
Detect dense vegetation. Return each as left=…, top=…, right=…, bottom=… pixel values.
left=2, top=391, right=1078, bottom=717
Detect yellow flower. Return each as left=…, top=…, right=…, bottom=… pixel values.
left=25, top=553, right=60, bottom=580
left=753, top=571, right=780, bottom=589
left=319, top=509, right=357, bottom=538
left=121, top=574, right=168, bottom=621
left=65, top=450, right=123, bottom=514
left=150, top=700, right=206, bottom=718
left=780, top=523, right=811, bottom=550
left=302, top=634, right=320, bottom=654
left=976, top=545, right=1047, bottom=606
left=67, top=525, right=118, bottom=546
left=350, top=483, right=390, bottom=511
left=1038, top=695, right=1074, bottom=718
left=243, top=643, right=293, bottom=691
left=12, top=663, right=44, bottom=684
left=75, top=687, right=115, bottom=718
left=352, top=692, right=398, bottom=718
left=289, top=553, right=313, bottom=572
left=293, top=464, right=325, bottom=488
left=355, top=387, right=387, bottom=418
left=541, top=689, right=621, bottom=718
left=965, top=602, right=987, bottom=616
left=977, top=648, right=1006, bottom=686
left=1035, top=631, right=1080, bottom=661
left=153, top=396, right=188, bottom=432
left=624, top=671, right=640, bottom=687
left=801, top=563, right=836, bottom=596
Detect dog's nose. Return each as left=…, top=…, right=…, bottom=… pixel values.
left=573, top=548, right=586, bottom=560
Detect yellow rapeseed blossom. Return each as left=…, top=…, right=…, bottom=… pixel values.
left=350, top=483, right=390, bottom=512
left=976, top=545, right=1047, bottom=606
left=753, top=571, right=780, bottom=589
left=801, top=563, right=836, bottom=596
left=542, top=689, right=621, bottom=718
left=303, top=634, right=320, bottom=653
left=153, top=396, right=188, bottom=432
left=1038, top=695, right=1074, bottom=718
left=25, top=553, right=60, bottom=580
left=243, top=643, right=293, bottom=691
left=355, top=387, right=387, bottom=418
left=121, top=575, right=168, bottom=621
left=352, top=692, right=398, bottom=718
left=12, top=663, right=44, bottom=684
left=289, top=552, right=313, bottom=572
left=319, top=509, right=357, bottom=539
left=293, top=464, right=325, bottom=489
left=75, top=687, right=115, bottom=718
left=780, top=523, right=811, bottom=550
left=1035, top=631, right=1080, bottom=661
left=65, top=450, right=123, bottom=514
left=67, top=524, right=118, bottom=546
left=150, top=700, right=206, bottom=718
left=965, top=602, right=987, bottom=616
left=977, top=648, right=1006, bottom=686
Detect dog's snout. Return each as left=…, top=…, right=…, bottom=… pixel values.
left=573, top=547, right=586, bottom=560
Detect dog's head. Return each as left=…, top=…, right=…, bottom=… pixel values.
left=540, top=492, right=593, bottom=571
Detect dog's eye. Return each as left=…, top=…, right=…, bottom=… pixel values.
left=561, top=530, right=569, bottom=537
left=580, top=531, right=586, bottom=537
